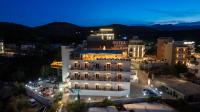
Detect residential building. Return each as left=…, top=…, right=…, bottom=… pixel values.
left=157, top=37, right=173, bottom=60
left=164, top=41, right=190, bottom=65
left=183, top=41, right=195, bottom=55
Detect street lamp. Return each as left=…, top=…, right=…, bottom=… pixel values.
left=38, top=78, right=41, bottom=81
left=59, top=88, right=63, bottom=92
left=108, top=96, right=111, bottom=100
left=88, top=97, right=91, bottom=102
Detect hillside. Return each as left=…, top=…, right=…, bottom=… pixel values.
left=0, top=22, right=200, bottom=44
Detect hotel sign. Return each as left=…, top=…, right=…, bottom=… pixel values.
left=112, top=41, right=128, bottom=50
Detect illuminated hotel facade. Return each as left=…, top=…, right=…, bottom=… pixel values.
left=61, top=28, right=131, bottom=97
left=128, top=38, right=145, bottom=60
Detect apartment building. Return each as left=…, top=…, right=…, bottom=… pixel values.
left=164, top=41, right=190, bottom=65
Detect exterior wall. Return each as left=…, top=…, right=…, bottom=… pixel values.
left=164, top=43, right=173, bottom=64
left=70, top=81, right=130, bottom=96
left=61, top=46, right=73, bottom=82
left=157, top=37, right=173, bottom=60
left=69, top=70, right=130, bottom=82
left=68, top=59, right=131, bottom=96
left=70, top=59, right=130, bottom=72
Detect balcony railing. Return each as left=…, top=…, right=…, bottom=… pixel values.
left=70, top=67, right=128, bottom=72
left=70, top=76, right=130, bottom=82
left=71, top=87, right=125, bottom=91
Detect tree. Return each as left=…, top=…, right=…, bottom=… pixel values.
left=174, top=63, right=188, bottom=76
left=101, top=98, right=115, bottom=107
left=40, top=65, right=52, bottom=78
left=66, top=101, right=87, bottom=112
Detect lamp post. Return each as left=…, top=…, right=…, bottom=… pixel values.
left=88, top=97, right=91, bottom=107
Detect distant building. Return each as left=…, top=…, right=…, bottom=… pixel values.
left=128, top=38, right=145, bottom=60
left=153, top=77, right=200, bottom=101
left=87, top=28, right=128, bottom=52
left=183, top=41, right=195, bottom=54
left=20, top=44, right=36, bottom=51
left=157, top=37, right=173, bottom=60
left=87, top=28, right=115, bottom=41
left=0, top=41, right=4, bottom=54
left=187, top=53, right=200, bottom=78
left=164, top=41, right=190, bottom=65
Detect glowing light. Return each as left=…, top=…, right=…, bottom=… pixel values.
left=88, top=97, right=91, bottom=101
left=59, top=88, right=63, bottom=92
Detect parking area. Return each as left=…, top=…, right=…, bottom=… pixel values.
left=25, top=77, right=60, bottom=99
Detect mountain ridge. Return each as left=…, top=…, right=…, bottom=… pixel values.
left=0, top=21, right=200, bottom=44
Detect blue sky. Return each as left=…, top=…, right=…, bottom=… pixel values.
left=0, top=0, right=200, bottom=26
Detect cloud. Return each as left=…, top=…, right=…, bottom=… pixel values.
left=147, top=9, right=200, bottom=18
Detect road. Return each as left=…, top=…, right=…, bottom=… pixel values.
left=130, top=61, right=149, bottom=98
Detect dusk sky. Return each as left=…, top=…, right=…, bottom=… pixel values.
left=1, top=0, right=200, bottom=26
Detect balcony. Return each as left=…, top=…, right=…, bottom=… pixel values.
left=70, top=76, right=130, bottom=82
left=71, top=87, right=124, bottom=91
left=70, top=67, right=128, bottom=72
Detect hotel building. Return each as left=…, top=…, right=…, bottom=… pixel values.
left=61, top=28, right=131, bottom=97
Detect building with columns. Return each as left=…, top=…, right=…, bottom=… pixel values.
left=0, top=41, right=4, bottom=54
left=128, top=38, right=145, bottom=60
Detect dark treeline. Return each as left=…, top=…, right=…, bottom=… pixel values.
left=0, top=46, right=61, bottom=82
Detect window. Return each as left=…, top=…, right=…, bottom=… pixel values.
left=85, top=73, right=88, bottom=78
left=95, top=63, right=100, bottom=69
left=117, top=74, right=122, bottom=80
left=117, top=85, right=122, bottom=91
left=96, top=74, right=100, bottom=79
left=106, top=63, right=111, bottom=70
left=74, top=62, right=78, bottom=68
left=75, top=84, right=79, bottom=89
left=117, top=64, right=122, bottom=71
left=129, top=48, right=133, bottom=52
left=74, top=73, right=78, bottom=78
left=84, top=62, right=89, bottom=69
left=85, top=84, right=88, bottom=89
left=96, top=84, right=100, bottom=90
